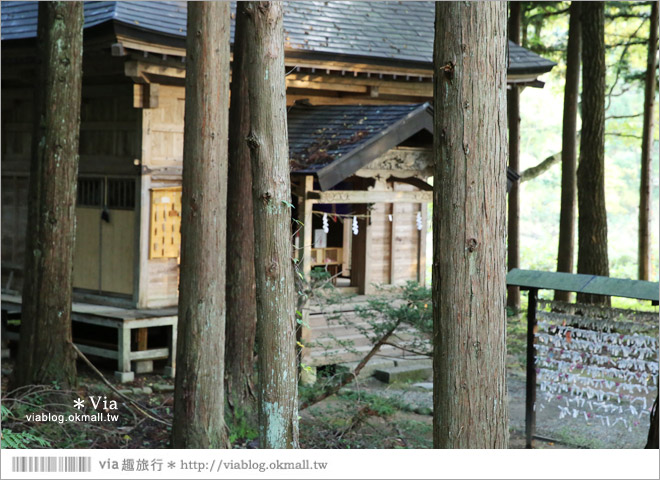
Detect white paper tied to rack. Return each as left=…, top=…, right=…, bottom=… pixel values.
left=322, top=213, right=329, bottom=234
left=352, top=215, right=359, bottom=235
left=416, top=211, right=423, bottom=231
left=534, top=304, right=658, bottom=433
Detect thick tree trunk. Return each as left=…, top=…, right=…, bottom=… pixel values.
left=507, top=1, right=522, bottom=312
left=433, top=1, right=509, bottom=449
left=172, top=1, right=230, bottom=449
left=638, top=1, right=658, bottom=281
left=577, top=2, right=610, bottom=305
left=555, top=1, right=582, bottom=302
left=244, top=1, right=299, bottom=449
left=225, top=2, right=257, bottom=415
left=13, top=2, right=83, bottom=389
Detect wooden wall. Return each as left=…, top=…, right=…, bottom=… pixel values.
left=137, top=85, right=186, bottom=308
left=1, top=82, right=140, bottom=299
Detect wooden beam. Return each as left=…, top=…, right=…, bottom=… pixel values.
left=285, top=94, right=426, bottom=106
left=388, top=175, right=433, bottom=191
left=285, top=72, right=432, bottom=97
left=307, top=189, right=432, bottom=204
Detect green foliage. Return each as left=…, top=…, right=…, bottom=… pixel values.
left=1, top=406, right=51, bottom=449
left=225, top=406, right=258, bottom=445
left=338, top=390, right=407, bottom=417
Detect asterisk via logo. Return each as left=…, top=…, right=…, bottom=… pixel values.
left=74, top=398, right=85, bottom=409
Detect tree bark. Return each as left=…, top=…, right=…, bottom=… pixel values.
left=225, top=2, right=257, bottom=416
left=555, top=1, right=582, bottom=302
left=172, top=1, right=230, bottom=449
left=244, top=1, right=299, bottom=449
left=577, top=2, right=610, bottom=305
left=638, top=0, right=658, bottom=281
left=507, top=1, right=522, bottom=311
left=433, top=1, right=509, bottom=449
left=13, top=1, right=83, bottom=389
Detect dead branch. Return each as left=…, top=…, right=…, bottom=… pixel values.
left=70, top=342, right=172, bottom=427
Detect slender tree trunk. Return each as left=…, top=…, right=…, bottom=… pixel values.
left=172, top=1, right=230, bottom=449
left=577, top=2, right=609, bottom=305
left=13, top=2, right=83, bottom=389
left=555, top=1, right=582, bottom=302
left=244, top=1, right=299, bottom=449
left=507, top=1, right=522, bottom=311
left=638, top=0, right=658, bottom=281
left=433, top=1, right=509, bottom=449
left=225, top=2, right=257, bottom=416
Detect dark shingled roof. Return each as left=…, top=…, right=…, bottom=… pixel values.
left=288, top=103, right=424, bottom=174
left=1, top=1, right=555, bottom=74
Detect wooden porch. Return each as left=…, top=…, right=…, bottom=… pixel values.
left=1, top=293, right=177, bottom=383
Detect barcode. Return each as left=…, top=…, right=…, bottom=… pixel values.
left=11, top=456, right=91, bottom=473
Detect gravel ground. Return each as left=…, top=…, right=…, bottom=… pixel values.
left=342, top=368, right=654, bottom=448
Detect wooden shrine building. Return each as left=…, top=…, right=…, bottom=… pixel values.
left=1, top=1, right=555, bottom=376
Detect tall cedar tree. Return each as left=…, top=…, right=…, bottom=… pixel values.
left=433, top=1, right=509, bottom=448
left=172, top=2, right=230, bottom=448
left=244, top=1, right=299, bottom=448
left=507, top=1, right=522, bottom=311
left=555, top=1, right=582, bottom=302
left=14, top=2, right=83, bottom=389
left=577, top=2, right=609, bottom=305
left=225, top=2, right=257, bottom=413
left=638, top=0, right=658, bottom=281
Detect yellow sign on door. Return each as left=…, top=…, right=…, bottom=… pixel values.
left=150, top=187, right=182, bottom=259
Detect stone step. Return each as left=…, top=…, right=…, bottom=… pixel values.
left=373, top=361, right=433, bottom=384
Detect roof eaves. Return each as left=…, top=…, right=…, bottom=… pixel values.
left=316, top=102, right=432, bottom=191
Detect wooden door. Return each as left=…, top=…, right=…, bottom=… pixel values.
left=73, top=177, right=135, bottom=296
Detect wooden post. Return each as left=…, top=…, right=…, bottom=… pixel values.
left=300, top=176, right=314, bottom=281
left=389, top=203, right=397, bottom=284
left=417, top=202, right=427, bottom=285
left=115, top=324, right=134, bottom=383
left=525, top=287, right=538, bottom=448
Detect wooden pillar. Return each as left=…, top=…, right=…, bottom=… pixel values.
left=417, top=202, right=427, bottom=285
left=525, top=288, right=538, bottom=448
left=299, top=176, right=314, bottom=281
left=298, top=176, right=314, bottom=358
left=389, top=203, right=397, bottom=285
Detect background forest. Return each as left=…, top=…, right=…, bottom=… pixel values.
left=516, top=1, right=659, bottom=281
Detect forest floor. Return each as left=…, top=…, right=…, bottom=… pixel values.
left=0, top=313, right=653, bottom=449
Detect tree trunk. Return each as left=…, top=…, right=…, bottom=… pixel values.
left=13, top=1, right=83, bottom=389
left=638, top=0, right=658, bottom=281
left=577, top=2, right=609, bottom=306
left=555, top=1, right=582, bottom=302
left=244, top=1, right=299, bottom=449
left=172, top=1, right=230, bottom=449
left=225, top=2, right=257, bottom=416
left=433, top=1, right=509, bottom=449
left=507, top=1, right=522, bottom=311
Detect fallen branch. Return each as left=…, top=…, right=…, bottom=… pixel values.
left=299, top=319, right=402, bottom=410
left=70, top=342, right=172, bottom=427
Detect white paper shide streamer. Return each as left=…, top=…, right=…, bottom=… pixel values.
left=535, top=301, right=658, bottom=433
left=352, top=215, right=359, bottom=235
left=322, top=213, right=329, bottom=234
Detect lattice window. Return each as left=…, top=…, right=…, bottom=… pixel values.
left=107, top=178, right=136, bottom=210
left=149, top=187, right=182, bottom=259
left=77, top=178, right=103, bottom=207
